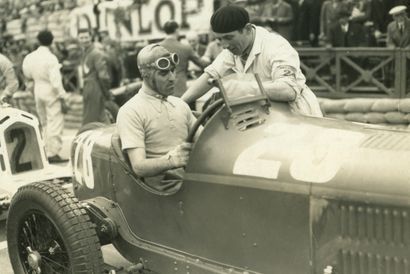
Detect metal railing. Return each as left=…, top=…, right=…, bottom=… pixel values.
left=298, top=47, right=410, bottom=98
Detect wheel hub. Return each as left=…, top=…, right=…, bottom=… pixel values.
left=27, top=247, right=42, bottom=272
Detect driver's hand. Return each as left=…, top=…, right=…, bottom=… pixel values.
left=166, top=142, right=193, bottom=168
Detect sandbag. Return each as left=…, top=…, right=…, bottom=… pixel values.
left=384, top=112, right=407, bottom=124
left=370, top=99, right=399, bottom=112
left=365, top=112, right=386, bottom=124
left=345, top=112, right=367, bottom=123
left=343, top=98, right=373, bottom=113
left=319, top=99, right=346, bottom=113
left=398, top=99, right=410, bottom=113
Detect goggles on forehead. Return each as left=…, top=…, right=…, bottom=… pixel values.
left=141, top=53, right=179, bottom=71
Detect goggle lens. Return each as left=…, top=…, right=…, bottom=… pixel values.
left=155, top=53, right=179, bottom=70
left=139, top=53, right=179, bottom=71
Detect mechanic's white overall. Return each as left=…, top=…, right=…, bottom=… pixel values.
left=23, top=46, right=67, bottom=158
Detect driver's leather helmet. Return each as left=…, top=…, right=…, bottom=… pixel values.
left=137, top=44, right=170, bottom=76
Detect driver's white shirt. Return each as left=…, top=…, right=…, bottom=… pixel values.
left=204, top=26, right=322, bottom=117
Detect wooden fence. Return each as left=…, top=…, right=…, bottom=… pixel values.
left=298, top=47, right=410, bottom=98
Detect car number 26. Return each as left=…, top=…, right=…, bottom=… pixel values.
left=73, top=131, right=103, bottom=189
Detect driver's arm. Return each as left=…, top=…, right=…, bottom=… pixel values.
left=127, top=143, right=192, bottom=177
left=181, top=72, right=213, bottom=105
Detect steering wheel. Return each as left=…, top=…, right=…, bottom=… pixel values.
left=186, top=98, right=224, bottom=143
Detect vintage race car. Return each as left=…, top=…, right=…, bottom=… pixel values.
left=6, top=77, right=410, bottom=274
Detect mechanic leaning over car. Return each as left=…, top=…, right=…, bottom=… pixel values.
left=116, top=44, right=196, bottom=178
left=182, top=5, right=323, bottom=117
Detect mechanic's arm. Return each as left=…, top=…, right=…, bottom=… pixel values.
left=181, top=72, right=213, bottom=104
left=263, top=81, right=297, bottom=101
left=223, top=66, right=298, bottom=102
left=127, top=143, right=192, bottom=177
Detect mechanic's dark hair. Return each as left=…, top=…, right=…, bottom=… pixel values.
left=163, top=20, right=179, bottom=34
left=37, top=30, right=53, bottom=46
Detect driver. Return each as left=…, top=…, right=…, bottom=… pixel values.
left=182, top=5, right=323, bottom=117
left=116, top=44, right=196, bottom=178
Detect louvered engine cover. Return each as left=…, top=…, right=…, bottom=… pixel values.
left=312, top=198, right=410, bottom=274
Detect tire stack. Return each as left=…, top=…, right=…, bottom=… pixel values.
left=319, top=98, right=410, bottom=130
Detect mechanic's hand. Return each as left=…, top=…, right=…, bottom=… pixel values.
left=166, top=142, right=193, bottom=168
left=60, top=98, right=69, bottom=114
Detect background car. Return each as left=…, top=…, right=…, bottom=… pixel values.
left=6, top=77, right=410, bottom=274
left=0, top=102, right=72, bottom=220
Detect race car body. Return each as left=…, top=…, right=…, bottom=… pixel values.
left=69, top=95, right=410, bottom=274
left=6, top=77, right=410, bottom=273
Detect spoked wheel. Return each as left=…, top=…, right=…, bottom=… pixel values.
left=18, top=211, right=70, bottom=273
left=7, top=181, right=104, bottom=274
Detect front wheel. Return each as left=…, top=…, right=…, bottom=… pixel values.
left=7, top=181, right=104, bottom=274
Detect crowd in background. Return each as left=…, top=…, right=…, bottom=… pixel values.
left=0, top=0, right=408, bottom=93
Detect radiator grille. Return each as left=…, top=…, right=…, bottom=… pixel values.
left=339, top=204, right=410, bottom=245
left=338, top=250, right=409, bottom=274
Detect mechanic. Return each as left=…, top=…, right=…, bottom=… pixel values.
left=182, top=5, right=323, bottom=117
left=78, top=28, right=112, bottom=125
left=0, top=53, right=19, bottom=104
left=116, top=44, right=196, bottom=179
left=22, top=30, right=69, bottom=163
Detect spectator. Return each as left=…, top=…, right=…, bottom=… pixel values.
left=310, top=0, right=325, bottom=46
left=387, top=5, right=410, bottom=48
left=202, top=35, right=223, bottom=64
left=185, top=31, right=207, bottom=78
left=159, top=20, right=208, bottom=97
left=186, top=31, right=207, bottom=57
left=262, top=0, right=294, bottom=40
left=369, top=0, right=390, bottom=38
left=327, top=9, right=368, bottom=84
left=122, top=42, right=142, bottom=81
left=348, top=0, right=371, bottom=24
left=327, top=9, right=367, bottom=47
left=22, top=30, right=69, bottom=163
left=232, top=0, right=266, bottom=26
left=0, top=52, right=19, bottom=104
left=78, top=28, right=111, bottom=125
left=320, top=0, right=349, bottom=42
left=102, top=39, right=123, bottom=88
left=292, top=0, right=318, bottom=46
left=116, top=44, right=196, bottom=183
